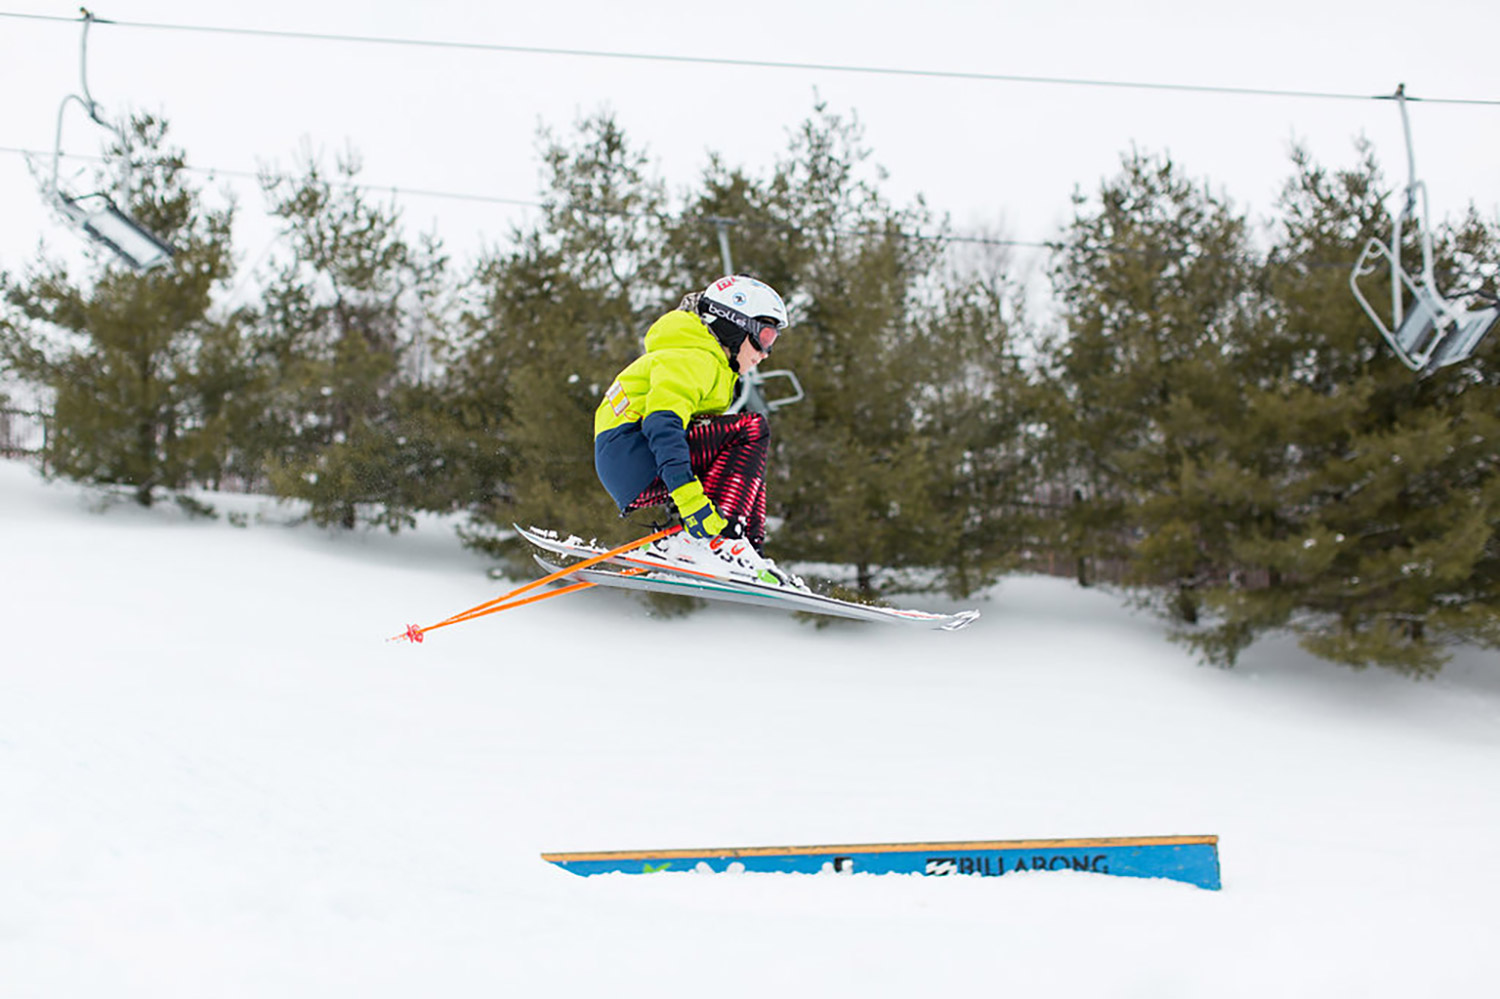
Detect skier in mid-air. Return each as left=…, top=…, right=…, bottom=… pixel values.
left=593, top=274, right=805, bottom=590
left=401, top=270, right=978, bottom=638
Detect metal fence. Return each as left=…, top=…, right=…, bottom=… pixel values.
left=0, top=408, right=46, bottom=459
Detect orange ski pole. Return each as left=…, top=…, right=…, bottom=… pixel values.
left=413, top=579, right=598, bottom=638
left=391, top=526, right=678, bottom=643
left=429, top=565, right=652, bottom=634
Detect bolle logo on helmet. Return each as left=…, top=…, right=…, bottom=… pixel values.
left=703, top=298, right=752, bottom=333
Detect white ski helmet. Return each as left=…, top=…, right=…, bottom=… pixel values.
left=698, top=274, right=789, bottom=356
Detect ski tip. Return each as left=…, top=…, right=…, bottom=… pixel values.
left=941, top=610, right=981, bottom=632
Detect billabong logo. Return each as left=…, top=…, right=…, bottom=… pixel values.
left=926, top=858, right=957, bottom=876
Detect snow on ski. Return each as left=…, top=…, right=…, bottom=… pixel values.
left=518, top=525, right=980, bottom=632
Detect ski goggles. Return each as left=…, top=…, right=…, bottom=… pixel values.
left=747, top=322, right=780, bottom=355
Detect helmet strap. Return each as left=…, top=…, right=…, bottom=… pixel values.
left=722, top=328, right=744, bottom=373
left=701, top=309, right=750, bottom=372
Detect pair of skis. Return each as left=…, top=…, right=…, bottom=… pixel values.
left=516, top=525, right=980, bottom=632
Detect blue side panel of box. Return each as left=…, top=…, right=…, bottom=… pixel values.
left=543, top=836, right=1221, bottom=890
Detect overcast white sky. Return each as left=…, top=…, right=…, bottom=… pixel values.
left=2, top=0, right=1497, bottom=290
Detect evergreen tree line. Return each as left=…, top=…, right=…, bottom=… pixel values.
left=2, top=106, right=1497, bottom=675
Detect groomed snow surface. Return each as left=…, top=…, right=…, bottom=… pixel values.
left=3, top=459, right=1498, bottom=997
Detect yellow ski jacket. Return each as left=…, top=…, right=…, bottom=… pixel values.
left=593, top=310, right=738, bottom=511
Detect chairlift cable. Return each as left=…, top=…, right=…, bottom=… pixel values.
left=2, top=10, right=1499, bottom=107
left=3, top=143, right=1474, bottom=275
left=4, top=142, right=1062, bottom=252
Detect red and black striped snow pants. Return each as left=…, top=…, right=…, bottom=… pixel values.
left=627, top=412, right=770, bottom=551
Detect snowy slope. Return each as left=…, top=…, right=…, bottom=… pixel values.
left=2, top=458, right=1498, bottom=997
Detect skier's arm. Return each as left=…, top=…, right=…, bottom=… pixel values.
left=640, top=410, right=694, bottom=492
left=640, top=354, right=728, bottom=538
left=638, top=351, right=714, bottom=491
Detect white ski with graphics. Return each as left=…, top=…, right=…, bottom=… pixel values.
left=518, top=525, right=980, bottom=632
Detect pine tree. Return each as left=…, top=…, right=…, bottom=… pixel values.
left=910, top=270, right=1043, bottom=596
left=1041, top=149, right=1261, bottom=615
left=739, top=104, right=1025, bottom=599
left=0, top=114, right=241, bottom=508
left=449, top=102, right=1036, bottom=601
left=454, top=111, right=676, bottom=562
left=254, top=148, right=460, bottom=531
left=666, top=150, right=815, bottom=304
left=1180, top=145, right=1500, bottom=673
left=662, top=103, right=1037, bottom=599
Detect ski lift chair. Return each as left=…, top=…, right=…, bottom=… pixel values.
left=53, top=191, right=174, bottom=271
left=34, top=10, right=173, bottom=272
left=1349, top=85, right=1496, bottom=373
left=1352, top=237, right=1499, bottom=372
left=726, top=368, right=806, bottom=416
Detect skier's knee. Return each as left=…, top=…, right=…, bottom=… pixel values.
left=742, top=411, right=770, bottom=442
